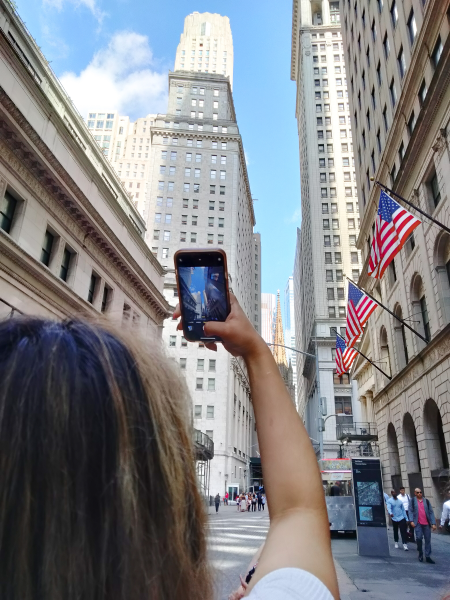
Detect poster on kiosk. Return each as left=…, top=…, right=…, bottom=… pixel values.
left=351, top=458, right=390, bottom=557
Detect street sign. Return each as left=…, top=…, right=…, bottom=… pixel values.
left=351, top=458, right=390, bottom=556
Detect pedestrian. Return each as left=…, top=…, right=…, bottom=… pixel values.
left=257, top=491, right=262, bottom=511
left=439, top=488, right=450, bottom=533
left=386, top=490, right=409, bottom=550
left=409, top=488, right=437, bottom=563
left=215, top=493, right=221, bottom=514
left=240, top=494, right=246, bottom=513
left=330, top=481, right=341, bottom=497
left=0, top=295, right=339, bottom=599
left=225, top=491, right=229, bottom=506
left=262, top=494, right=266, bottom=510
left=237, top=494, right=241, bottom=511
left=252, top=493, right=257, bottom=512
left=397, top=486, right=414, bottom=542
left=247, top=493, right=252, bottom=512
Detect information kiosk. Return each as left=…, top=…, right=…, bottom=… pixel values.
left=351, top=458, right=390, bottom=556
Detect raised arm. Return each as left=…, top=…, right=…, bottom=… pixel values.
left=199, top=295, right=339, bottom=598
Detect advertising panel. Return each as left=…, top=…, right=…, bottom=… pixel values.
left=351, top=458, right=386, bottom=528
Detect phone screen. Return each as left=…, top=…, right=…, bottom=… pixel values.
left=176, top=252, right=229, bottom=341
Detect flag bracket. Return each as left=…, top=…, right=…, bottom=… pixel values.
left=335, top=330, right=392, bottom=380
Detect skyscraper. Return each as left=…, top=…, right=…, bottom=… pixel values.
left=260, top=293, right=276, bottom=344
left=284, top=275, right=297, bottom=403
left=290, top=0, right=363, bottom=457
left=174, top=12, right=234, bottom=89
left=148, top=13, right=259, bottom=496
left=272, top=292, right=296, bottom=404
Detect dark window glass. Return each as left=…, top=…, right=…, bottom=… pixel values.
left=420, top=295, right=430, bottom=341
left=40, top=231, right=54, bottom=266
left=101, top=286, right=110, bottom=312
left=0, top=191, right=17, bottom=233
left=88, top=273, right=97, bottom=304
left=60, top=247, right=71, bottom=281
left=430, top=173, right=441, bottom=207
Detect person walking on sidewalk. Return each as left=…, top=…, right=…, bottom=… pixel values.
left=439, top=489, right=450, bottom=533
left=257, top=491, right=262, bottom=511
left=252, top=494, right=257, bottom=512
left=215, top=493, right=221, bottom=514
left=261, top=494, right=266, bottom=510
left=386, top=490, right=409, bottom=550
left=409, top=488, right=437, bottom=563
left=398, top=486, right=414, bottom=542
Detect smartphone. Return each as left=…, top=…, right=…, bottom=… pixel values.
left=174, top=248, right=231, bottom=342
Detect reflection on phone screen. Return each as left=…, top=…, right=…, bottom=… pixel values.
left=178, top=265, right=227, bottom=339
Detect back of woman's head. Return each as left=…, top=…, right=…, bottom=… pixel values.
left=0, top=317, right=211, bottom=600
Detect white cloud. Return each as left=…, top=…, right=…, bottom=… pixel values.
left=43, top=0, right=106, bottom=24
left=287, top=208, right=302, bottom=224
left=59, top=31, right=168, bottom=121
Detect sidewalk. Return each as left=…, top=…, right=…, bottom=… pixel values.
left=333, top=532, right=450, bottom=600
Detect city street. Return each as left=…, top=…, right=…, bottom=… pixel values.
left=208, top=505, right=450, bottom=600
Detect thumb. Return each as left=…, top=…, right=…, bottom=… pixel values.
left=204, top=320, right=227, bottom=337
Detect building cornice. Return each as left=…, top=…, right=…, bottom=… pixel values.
left=0, top=93, right=171, bottom=320
left=290, top=0, right=300, bottom=81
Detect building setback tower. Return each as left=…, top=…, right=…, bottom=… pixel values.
left=341, top=1, right=450, bottom=510
left=174, top=12, right=234, bottom=89
left=272, top=292, right=296, bottom=404
left=147, top=14, right=260, bottom=496
left=290, top=0, right=363, bottom=457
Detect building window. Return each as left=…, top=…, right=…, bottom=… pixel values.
left=326, top=270, right=333, bottom=282
left=336, top=270, right=344, bottom=282
left=162, top=248, right=169, bottom=259
left=407, top=10, right=417, bottom=45
left=209, top=359, right=216, bottom=371
left=383, top=34, right=390, bottom=59
left=196, top=378, right=203, bottom=390
left=429, top=172, right=441, bottom=208
left=40, top=230, right=54, bottom=266
left=398, top=46, right=406, bottom=79
left=88, top=272, right=97, bottom=304
left=180, top=358, right=187, bottom=370
left=325, top=252, right=332, bottom=264
left=420, top=295, right=430, bottom=341
left=418, top=79, right=428, bottom=106
left=169, top=335, right=177, bottom=347
left=432, top=36, right=443, bottom=68
left=206, top=405, right=214, bottom=419
left=194, top=405, right=202, bottom=419
left=327, top=288, right=335, bottom=300
left=323, top=219, right=330, bottom=229
left=335, top=252, right=342, bottom=264
left=389, top=78, right=397, bottom=107
left=0, top=191, right=17, bottom=233
left=390, top=0, right=398, bottom=27
left=328, top=306, right=336, bottom=318
left=382, top=105, right=388, bottom=131
left=208, top=378, right=215, bottom=391
left=60, top=247, right=72, bottom=281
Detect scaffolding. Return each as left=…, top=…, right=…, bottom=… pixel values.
left=193, top=429, right=214, bottom=502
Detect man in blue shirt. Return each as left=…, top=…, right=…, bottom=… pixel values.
left=387, top=490, right=409, bottom=550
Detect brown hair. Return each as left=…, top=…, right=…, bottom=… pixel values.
left=0, top=317, right=212, bottom=600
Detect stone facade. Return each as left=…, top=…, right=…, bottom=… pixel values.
left=291, top=0, right=363, bottom=457
left=0, top=0, right=169, bottom=330
left=342, top=0, right=450, bottom=513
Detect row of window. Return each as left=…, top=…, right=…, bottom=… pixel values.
left=152, top=231, right=225, bottom=256
left=313, top=54, right=345, bottom=64
left=318, top=152, right=353, bottom=168
left=174, top=355, right=216, bottom=371
left=315, top=77, right=348, bottom=88
left=194, top=405, right=215, bottom=419
left=0, top=192, right=115, bottom=311
left=314, top=65, right=345, bottom=75
left=324, top=234, right=357, bottom=247
left=159, top=166, right=227, bottom=179
left=328, top=306, right=347, bottom=318
left=320, top=172, right=356, bottom=183
left=317, top=129, right=351, bottom=140
left=162, top=151, right=227, bottom=164
left=154, top=227, right=225, bottom=241
left=176, top=85, right=221, bottom=95
left=320, top=188, right=357, bottom=198
left=323, top=218, right=360, bottom=229
left=157, top=181, right=227, bottom=195
left=326, top=269, right=360, bottom=282
left=324, top=251, right=359, bottom=265
left=155, top=213, right=225, bottom=226
left=163, top=139, right=228, bottom=150
left=161, top=123, right=228, bottom=137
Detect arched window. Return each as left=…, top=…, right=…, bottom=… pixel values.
left=380, top=326, right=391, bottom=377
left=433, top=231, right=450, bottom=326
left=410, top=273, right=430, bottom=348
left=393, top=304, right=408, bottom=370
left=424, top=399, right=449, bottom=504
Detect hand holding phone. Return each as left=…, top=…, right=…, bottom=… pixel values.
left=174, top=249, right=231, bottom=343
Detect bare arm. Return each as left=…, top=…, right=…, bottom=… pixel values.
left=199, top=295, right=339, bottom=598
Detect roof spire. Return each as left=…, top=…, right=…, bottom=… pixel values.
left=272, top=290, right=288, bottom=367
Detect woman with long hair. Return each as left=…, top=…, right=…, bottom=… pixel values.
left=0, top=294, right=338, bottom=600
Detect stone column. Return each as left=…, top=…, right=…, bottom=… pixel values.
left=436, top=266, right=450, bottom=325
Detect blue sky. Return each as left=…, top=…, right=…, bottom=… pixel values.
left=16, top=0, right=301, bottom=306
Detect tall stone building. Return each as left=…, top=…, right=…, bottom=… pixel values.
left=284, top=275, right=297, bottom=403
left=291, top=0, right=363, bottom=457
left=147, top=14, right=260, bottom=497
left=272, top=291, right=296, bottom=404
left=260, top=292, right=276, bottom=344
left=341, top=0, right=450, bottom=510
left=85, top=112, right=157, bottom=217
left=0, top=0, right=169, bottom=329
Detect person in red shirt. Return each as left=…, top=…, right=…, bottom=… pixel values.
left=409, top=488, right=437, bottom=563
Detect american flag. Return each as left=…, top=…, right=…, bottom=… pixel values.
left=335, top=333, right=357, bottom=376
left=368, top=190, right=421, bottom=279
left=345, top=282, right=378, bottom=348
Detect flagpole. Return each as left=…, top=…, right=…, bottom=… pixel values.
left=373, top=180, right=450, bottom=236
left=345, top=276, right=429, bottom=345
left=335, top=331, right=392, bottom=380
